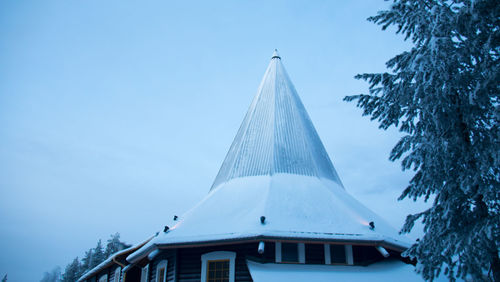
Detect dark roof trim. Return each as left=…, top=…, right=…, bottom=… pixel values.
left=128, top=235, right=409, bottom=264
left=159, top=236, right=408, bottom=252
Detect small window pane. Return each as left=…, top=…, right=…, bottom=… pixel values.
left=207, top=260, right=229, bottom=282
left=330, top=245, right=346, bottom=264
left=282, top=243, right=299, bottom=262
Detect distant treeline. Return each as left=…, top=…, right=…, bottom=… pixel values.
left=41, top=233, right=130, bottom=282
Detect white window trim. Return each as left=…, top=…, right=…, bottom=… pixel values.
left=275, top=242, right=282, bottom=263
left=114, top=267, right=121, bottom=282
left=98, top=274, right=108, bottom=282
left=324, top=244, right=354, bottom=265
left=156, top=260, right=168, bottom=282
left=141, top=264, right=149, bottom=282
left=298, top=243, right=305, bottom=264
left=346, top=245, right=354, bottom=265
left=324, top=244, right=331, bottom=264
left=275, top=242, right=304, bottom=264
left=201, top=251, right=236, bottom=282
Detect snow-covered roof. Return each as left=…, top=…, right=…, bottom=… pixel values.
left=127, top=51, right=412, bottom=263
left=246, top=259, right=433, bottom=282
left=77, top=254, right=117, bottom=282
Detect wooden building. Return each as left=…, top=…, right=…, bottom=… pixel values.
left=80, top=50, right=420, bottom=282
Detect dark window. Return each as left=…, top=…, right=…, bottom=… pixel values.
left=352, top=245, right=384, bottom=265
left=282, top=243, right=299, bottom=262
left=305, top=244, right=324, bottom=264
left=207, top=260, right=229, bottom=282
left=330, top=245, right=346, bottom=264
left=263, top=242, right=275, bottom=262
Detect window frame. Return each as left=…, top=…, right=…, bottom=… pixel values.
left=275, top=242, right=305, bottom=264
left=140, top=264, right=149, bottom=282
left=324, top=244, right=354, bottom=265
left=206, top=259, right=230, bottom=282
left=200, top=251, right=236, bottom=282
left=156, top=260, right=168, bottom=282
left=114, top=267, right=121, bottom=282
left=98, top=274, right=108, bottom=282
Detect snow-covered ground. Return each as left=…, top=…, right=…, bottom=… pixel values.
left=247, top=259, right=445, bottom=282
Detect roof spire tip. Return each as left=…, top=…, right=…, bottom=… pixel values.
left=271, top=49, right=281, bottom=60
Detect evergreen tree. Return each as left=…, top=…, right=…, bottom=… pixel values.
left=61, top=257, right=81, bottom=282
left=345, top=0, right=499, bottom=280
left=40, top=266, right=61, bottom=282
left=44, top=232, right=129, bottom=281
left=2, top=274, right=6, bottom=282
left=80, top=248, right=93, bottom=274
left=105, top=232, right=122, bottom=258
left=91, top=240, right=106, bottom=269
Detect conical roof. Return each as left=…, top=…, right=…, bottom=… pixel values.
left=211, top=50, right=343, bottom=191
left=127, top=51, right=411, bottom=263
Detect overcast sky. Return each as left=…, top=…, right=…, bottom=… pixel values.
left=0, top=1, right=429, bottom=281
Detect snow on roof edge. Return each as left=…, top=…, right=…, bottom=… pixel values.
left=127, top=232, right=411, bottom=264
left=77, top=236, right=154, bottom=281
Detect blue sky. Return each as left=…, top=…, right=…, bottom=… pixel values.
left=0, top=1, right=427, bottom=281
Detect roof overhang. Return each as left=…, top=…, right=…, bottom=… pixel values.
left=126, top=234, right=410, bottom=264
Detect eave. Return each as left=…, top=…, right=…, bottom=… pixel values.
left=126, top=234, right=411, bottom=264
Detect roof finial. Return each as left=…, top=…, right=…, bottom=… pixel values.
left=271, top=49, right=281, bottom=60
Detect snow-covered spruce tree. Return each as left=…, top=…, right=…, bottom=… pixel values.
left=80, top=248, right=93, bottom=275
left=61, top=258, right=81, bottom=282
left=105, top=232, right=124, bottom=258
left=345, top=0, right=499, bottom=281
left=91, top=240, right=106, bottom=269
left=40, top=266, right=61, bottom=282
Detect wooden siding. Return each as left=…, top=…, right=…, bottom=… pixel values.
left=150, top=250, right=176, bottom=282
left=107, top=265, right=119, bottom=282
left=176, top=242, right=274, bottom=282
left=94, top=267, right=109, bottom=282
left=82, top=261, right=121, bottom=282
